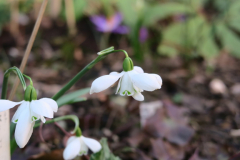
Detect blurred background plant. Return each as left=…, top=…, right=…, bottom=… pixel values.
left=1, top=0, right=240, bottom=159
left=2, top=0, right=240, bottom=63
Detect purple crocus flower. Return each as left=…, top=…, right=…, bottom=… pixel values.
left=90, top=13, right=129, bottom=34
left=139, top=27, right=148, bottom=43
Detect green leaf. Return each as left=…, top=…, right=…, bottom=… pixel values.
left=198, top=24, right=219, bottom=59
left=157, top=22, right=185, bottom=57
left=4, top=67, right=27, bottom=90
left=90, top=138, right=121, bottom=160
left=158, top=45, right=178, bottom=57
left=217, top=23, right=240, bottom=58
left=162, top=22, right=186, bottom=46
left=73, top=0, right=87, bottom=20
left=117, top=0, right=144, bottom=27
left=228, top=1, right=240, bottom=16
left=56, top=88, right=90, bottom=107
left=228, top=19, right=240, bottom=32
left=144, top=2, right=192, bottom=26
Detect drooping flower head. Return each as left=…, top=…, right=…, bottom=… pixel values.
left=63, top=128, right=101, bottom=160
left=90, top=54, right=162, bottom=101
left=0, top=85, right=58, bottom=148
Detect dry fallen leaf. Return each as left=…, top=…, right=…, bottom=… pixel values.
left=150, top=138, right=184, bottom=160
left=144, top=102, right=194, bottom=146
left=28, top=149, right=64, bottom=160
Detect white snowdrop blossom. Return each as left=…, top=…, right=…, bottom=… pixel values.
left=90, top=65, right=162, bottom=101
left=63, top=135, right=102, bottom=160
left=0, top=86, right=58, bottom=148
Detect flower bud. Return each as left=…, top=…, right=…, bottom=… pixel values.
left=123, top=57, right=134, bottom=72
left=24, top=85, right=37, bottom=101
left=31, top=87, right=37, bottom=100
left=75, top=127, right=82, bottom=137
left=24, top=85, right=33, bottom=101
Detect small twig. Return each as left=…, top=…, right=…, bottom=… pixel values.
left=9, top=0, right=48, bottom=100
left=49, top=0, right=61, bottom=19
left=54, top=122, right=72, bottom=137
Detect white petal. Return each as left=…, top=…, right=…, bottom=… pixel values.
left=66, top=136, right=78, bottom=146
left=134, top=66, right=144, bottom=73
left=0, top=100, right=23, bottom=112
left=30, top=110, right=40, bottom=122
left=109, top=71, right=124, bottom=77
left=38, top=98, right=58, bottom=112
left=115, top=76, right=122, bottom=94
left=12, top=101, right=29, bottom=123
left=79, top=138, right=89, bottom=156
left=151, top=74, right=162, bottom=88
left=63, top=137, right=81, bottom=160
left=90, top=74, right=122, bottom=94
left=30, top=100, right=53, bottom=118
left=133, top=84, right=143, bottom=93
left=132, top=92, right=144, bottom=101
left=119, top=73, right=134, bottom=96
left=131, top=73, right=160, bottom=91
left=82, top=136, right=101, bottom=153
left=40, top=116, right=46, bottom=123
left=15, top=109, right=35, bottom=148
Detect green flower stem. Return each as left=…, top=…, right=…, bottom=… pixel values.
left=11, top=116, right=79, bottom=154
left=1, top=66, right=27, bottom=100
left=51, top=49, right=129, bottom=101
left=75, top=127, right=82, bottom=137
left=1, top=67, right=27, bottom=154
left=10, top=48, right=129, bottom=154
left=34, top=115, right=79, bottom=133
left=23, top=74, right=33, bottom=86
left=110, top=50, right=129, bottom=57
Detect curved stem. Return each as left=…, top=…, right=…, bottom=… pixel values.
left=109, top=50, right=129, bottom=57
left=51, top=49, right=129, bottom=101
left=54, top=122, right=72, bottom=137
left=1, top=66, right=27, bottom=99
left=23, top=74, right=33, bottom=86
left=34, top=115, right=79, bottom=134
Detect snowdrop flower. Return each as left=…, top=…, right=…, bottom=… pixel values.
left=0, top=85, right=58, bottom=148
left=90, top=57, right=162, bottom=101
left=63, top=128, right=101, bottom=160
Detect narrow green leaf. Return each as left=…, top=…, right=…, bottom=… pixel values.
left=73, top=0, right=87, bottom=20
left=117, top=0, right=140, bottom=27
left=143, top=3, right=193, bottom=26
left=56, top=88, right=90, bottom=107
left=90, top=138, right=121, bottom=160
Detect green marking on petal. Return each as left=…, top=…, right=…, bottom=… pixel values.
left=32, top=116, right=37, bottom=121
left=127, top=91, right=131, bottom=95
left=15, top=119, right=18, bottom=122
